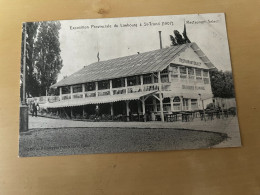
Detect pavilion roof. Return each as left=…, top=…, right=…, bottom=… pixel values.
left=51, top=43, right=215, bottom=88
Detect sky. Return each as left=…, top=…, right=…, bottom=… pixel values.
left=57, top=13, right=232, bottom=81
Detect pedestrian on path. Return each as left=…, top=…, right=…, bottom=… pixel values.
left=32, top=100, right=39, bottom=117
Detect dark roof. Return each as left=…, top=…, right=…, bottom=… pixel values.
left=51, top=43, right=215, bottom=88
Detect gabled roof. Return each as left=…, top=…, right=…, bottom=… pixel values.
left=51, top=42, right=215, bottom=88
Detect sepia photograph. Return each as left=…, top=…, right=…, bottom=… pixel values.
left=19, top=13, right=241, bottom=157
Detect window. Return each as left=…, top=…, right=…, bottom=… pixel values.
left=203, top=78, right=210, bottom=84
left=173, top=96, right=181, bottom=111
left=160, top=68, right=169, bottom=83
left=143, top=74, right=152, bottom=84
left=62, top=86, right=70, bottom=94
left=85, top=82, right=96, bottom=91
left=183, top=99, right=189, bottom=111
left=171, top=66, right=179, bottom=80
left=195, top=69, right=202, bottom=76
left=191, top=99, right=198, bottom=110
left=163, top=98, right=171, bottom=112
left=173, top=103, right=181, bottom=111
left=98, top=80, right=110, bottom=90
left=127, top=76, right=140, bottom=86
left=72, top=84, right=82, bottom=93
left=188, top=68, right=195, bottom=80
left=112, top=78, right=125, bottom=88
left=153, top=73, right=159, bottom=83
left=180, top=67, right=187, bottom=79
left=196, top=69, right=203, bottom=83
left=203, top=70, right=209, bottom=77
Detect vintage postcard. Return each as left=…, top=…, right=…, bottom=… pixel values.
left=19, top=13, right=241, bottom=157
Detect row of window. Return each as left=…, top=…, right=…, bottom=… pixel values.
left=61, top=73, right=162, bottom=94
left=145, top=98, right=198, bottom=112
left=172, top=66, right=209, bottom=77
left=61, top=67, right=209, bottom=94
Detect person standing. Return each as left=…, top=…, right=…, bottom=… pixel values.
left=32, top=100, right=38, bottom=117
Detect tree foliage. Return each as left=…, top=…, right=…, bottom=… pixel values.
left=169, top=24, right=191, bottom=46
left=21, top=21, right=63, bottom=98
left=21, top=22, right=39, bottom=97
left=210, top=70, right=235, bottom=98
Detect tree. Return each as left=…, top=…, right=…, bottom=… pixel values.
left=169, top=23, right=191, bottom=46
left=210, top=70, right=235, bottom=98
left=170, top=35, right=178, bottom=46
left=20, top=21, right=63, bottom=98
left=20, top=22, right=39, bottom=98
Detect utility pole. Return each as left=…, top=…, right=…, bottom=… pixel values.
left=22, top=22, right=27, bottom=105
left=20, top=22, right=29, bottom=132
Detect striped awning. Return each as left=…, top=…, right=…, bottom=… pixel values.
left=43, top=91, right=158, bottom=108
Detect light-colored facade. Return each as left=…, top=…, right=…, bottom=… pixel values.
left=46, top=43, right=215, bottom=122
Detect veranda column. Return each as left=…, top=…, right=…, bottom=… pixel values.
left=70, top=86, right=73, bottom=99
left=83, top=105, right=85, bottom=118
left=59, top=87, right=62, bottom=101
left=126, top=100, right=130, bottom=122
left=95, top=81, right=98, bottom=97
left=188, top=99, right=192, bottom=111
left=70, top=107, right=73, bottom=118
left=141, top=97, right=146, bottom=122
left=140, top=75, right=144, bottom=91
left=168, top=66, right=172, bottom=83
left=110, top=80, right=113, bottom=95
left=82, top=84, right=85, bottom=98
left=110, top=103, right=114, bottom=118
left=158, top=71, right=164, bottom=122
left=125, top=77, right=128, bottom=94
left=180, top=96, right=183, bottom=111
left=170, top=97, right=174, bottom=112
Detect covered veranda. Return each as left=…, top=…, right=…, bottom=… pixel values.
left=43, top=90, right=166, bottom=122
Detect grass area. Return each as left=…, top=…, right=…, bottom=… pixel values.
left=19, top=127, right=227, bottom=157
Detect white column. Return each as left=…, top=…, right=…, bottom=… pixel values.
left=168, top=67, right=171, bottom=83
left=70, top=107, right=73, bottom=118
left=59, top=87, right=62, bottom=101
left=188, top=99, right=192, bottom=111
left=95, top=81, right=98, bottom=97
left=110, top=103, right=114, bottom=117
left=151, top=74, right=155, bottom=83
left=177, top=66, right=180, bottom=82
left=158, top=71, right=162, bottom=91
left=142, top=98, right=145, bottom=115
left=180, top=96, right=183, bottom=111
left=140, top=75, right=144, bottom=91
left=125, top=77, right=128, bottom=94
left=159, top=93, right=164, bottom=122
left=126, top=100, right=130, bottom=122
left=110, top=80, right=113, bottom=95
left=82, top=84, right=85, bottom=98
left=158, top=71, right=164, bottom=122
left=70, top=86, right=73, bottom=99
left=137, top=101, right=141, bottom=114
left=170, top=97, right=174, bottom=112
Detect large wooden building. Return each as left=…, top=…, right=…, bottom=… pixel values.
left=47, top=42, right=216, bottom=122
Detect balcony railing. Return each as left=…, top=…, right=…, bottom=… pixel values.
left=85, top=91, right=96, bottom=97
left=55, top=82, right=171, bottom=102
left=98, top=89, right=110, bottom=96
left=113, top=87, right=126, bottom=95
